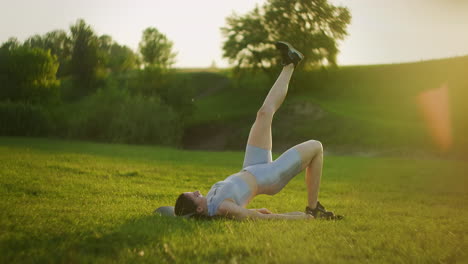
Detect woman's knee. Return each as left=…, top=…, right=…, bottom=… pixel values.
left=294, top=140, right=323, bottom=168
left=256, top=105, right=274, bottom=121
left=306, top=140, right=323, bottom=154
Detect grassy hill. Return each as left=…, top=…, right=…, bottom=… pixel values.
left=184, top=56, right=468, bottom=157
left=1, top=137, right=467, bottom=263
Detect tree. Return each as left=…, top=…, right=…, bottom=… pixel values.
left=23, top=34, right=45, bottom=49
left=97, top=34, right=113, bottom=68
left=0, top=47, right=60, bottom=104
left=138, top=27, right=176, bottom=68
left=96, top=35, right=139, bottom=73
left=108, top=44, right=139, bottom=73
left=69, top=19, right=101, bottom=97
left=24, top=30, right=72, bottom=76
left=0, top=37, right=21, bottom=51
left=221, top=0, right=351, bottom=71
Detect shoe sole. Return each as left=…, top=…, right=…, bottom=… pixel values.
left=275, top=41, right=304, bottom=64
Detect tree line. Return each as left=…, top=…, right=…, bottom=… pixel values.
left=0, top=18, right=192, bottom=145
left=1, top=19, right=177, bottom=102
left=0, top=0, right=350, bottom=147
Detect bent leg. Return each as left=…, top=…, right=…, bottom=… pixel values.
left=249, top=144, right=303, bottom=195
left=245, top=64, right=294, bottom=151
left=293, top=140, right=324, bottom=209
left=247, top=140, right=322, bottom=202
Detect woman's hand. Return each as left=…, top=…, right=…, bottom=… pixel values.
left=305, top=214, right=314, bottom=220
left=256, top=208, right=272, bottom=214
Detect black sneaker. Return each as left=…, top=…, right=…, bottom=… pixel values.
left=305, top=201, right=344, bottom=220
left=275, top=41, right=304, bottom=67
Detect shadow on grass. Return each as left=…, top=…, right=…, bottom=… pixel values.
left=1, top=215, right=199, bottom=263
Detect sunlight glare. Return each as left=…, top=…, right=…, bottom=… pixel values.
left=417, top=83, right=452, bottom=152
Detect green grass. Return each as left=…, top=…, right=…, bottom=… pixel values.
left=1, top=137, right=467, bottom=263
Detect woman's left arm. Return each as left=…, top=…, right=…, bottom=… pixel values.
left=249, top=208, right=272, bottom=214
left=218, top=201, right=312, bottom=220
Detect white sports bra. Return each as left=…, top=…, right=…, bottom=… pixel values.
left=205, top=172, right=252, bottom=216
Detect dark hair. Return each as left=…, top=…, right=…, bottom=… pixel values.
left=174, top=193, right=198, bottom=216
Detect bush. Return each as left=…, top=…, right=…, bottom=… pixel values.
left=230, top=69, right=272, bottom=92
left=64, top=86, right=182, bottom=146
left=125, top=67, right=168, bottom=96
left=109, top=69, right=196, bottom=123
left=108, top=95, right=182, bottom=145
left=0, top=101, right=52, bottom=136
left=159, top=72, right=196, bottom=122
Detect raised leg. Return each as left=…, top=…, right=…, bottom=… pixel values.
left=293, top=140, right=324, bottom=209
left=246, top=64, right=294, bottom=151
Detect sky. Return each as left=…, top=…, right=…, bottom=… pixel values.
left=1, top=0, right=468, bottom=68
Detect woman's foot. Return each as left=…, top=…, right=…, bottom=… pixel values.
left=275, top=41, right=304, bottom=67
left=305, top=201, right=344, bottom=220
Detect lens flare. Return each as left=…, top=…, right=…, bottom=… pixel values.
left=417, top=83, right=452, bottom=152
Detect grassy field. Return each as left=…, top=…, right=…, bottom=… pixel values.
left=1, top=137, right=467, bottom=263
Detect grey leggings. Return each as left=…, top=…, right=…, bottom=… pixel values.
left=242, top=145, right=303, bottom=195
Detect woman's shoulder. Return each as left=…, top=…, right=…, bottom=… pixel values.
left=206, top=181, right=232, bottom=216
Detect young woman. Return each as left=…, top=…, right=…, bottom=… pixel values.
left=175, top=41, right=343, bottom=221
